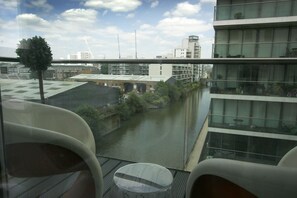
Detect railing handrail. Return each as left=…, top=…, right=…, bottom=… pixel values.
left=2, top=56, right=297, bottom=64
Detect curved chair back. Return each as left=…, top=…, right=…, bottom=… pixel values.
left=3, top=100, right=103, bottom=198
left=186, top=147, right=297, bottom=198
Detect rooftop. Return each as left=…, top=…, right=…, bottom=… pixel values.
left=71, top=74, right=171, bottom=82
left=0, top=79, right=86, bottom=100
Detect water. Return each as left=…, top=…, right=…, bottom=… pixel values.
left=97, top=88, right=210, bottom=169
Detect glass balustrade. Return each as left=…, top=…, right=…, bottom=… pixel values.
left=210, top=80, right=297, bottom=97
left=215, top=0, right=296, bottom=21
left=209, top=114, right=297, bottom=135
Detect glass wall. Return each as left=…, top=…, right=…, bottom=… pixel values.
left=209, top=99, right=297, bottom=135
left=211, top=64, right=297, bottom=97
left=202, top=132, right=297, bottom=165
left=214, top=27, right=297, bottom=58
left=216, top=0, right=297, bottom=20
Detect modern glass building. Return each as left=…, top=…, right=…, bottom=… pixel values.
left=201, top=0, right=297, bottom=164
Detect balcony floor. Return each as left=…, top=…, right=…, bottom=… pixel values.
left=7, top=155, right=190, bottom=197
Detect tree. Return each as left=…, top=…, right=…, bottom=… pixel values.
left=75, top=105, right=102, bottom=134
left=101, top=63, right=109, bottom=74
left=16, top=36, right=52, bottom=104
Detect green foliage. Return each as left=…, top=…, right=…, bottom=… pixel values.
left=155, top=81, right=169, bottom=97
left=168, top=84, right=181, bottom=102
left=16, top=36, right=52, bottom=103
left=115, top=103, right=132, bottom=121
left=16, top=36, right=52, bottom=72
left=75, top=105, right=102, bottom=134
left=101, top=64, right=109, bottom=74
left=126, top=92, right=147, bottom=113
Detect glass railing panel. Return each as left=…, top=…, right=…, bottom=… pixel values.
left=215, top=0, right=296, bottom=21
left=210, top=80, right=297, bottom=97
left=206, top=147, right=282, bottom=165
left=209, top=114, right=297, bottom=135
left=261, top=2, right=276, bottom=18
left=216, top=5, right=231, bottom=20
left=272, top=43, right=288, bottom=57
left=257, top=43, right=273, bottom=57
left=0, top=60, right=210, bottom=171
left=214, top=42, right=294, bottom=58
left=230, top=5, right=244, bottom=20
left=276, top=1, right=292, bottom=17
left=242, top=44, right=256, bottom=58
left=244, top=3, right=259, bottom=19
left=293, top=0, right=297, bottom=15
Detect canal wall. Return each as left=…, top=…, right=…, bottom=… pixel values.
left=184, top=117, right=209, bottom=171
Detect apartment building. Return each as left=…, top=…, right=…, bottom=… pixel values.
left=108, top=64, right=149, bottom=75
left=201, top=0, right=297, bottom=165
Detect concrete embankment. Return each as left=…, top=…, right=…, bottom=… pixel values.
left=184, top=117, right=208, bottom=171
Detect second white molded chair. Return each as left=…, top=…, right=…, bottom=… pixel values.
left=3, top=100, right=103, bottom=198
left=186, top=147, right=297, bottom=198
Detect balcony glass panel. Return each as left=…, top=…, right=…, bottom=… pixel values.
left=266, top=102, right=281, bottom=128
left=214, top=0, right=297, bottom=21
left=237, top=101, right=251, bottom=125
left=211, top=80, right=297, bottom=97
left=272, top=43, right=287, bottom=57
left=214, top=44, right=227, bottom=58
left=231, top=4, right=244, bottom=20
left=244, top=3, right=259, bottom=18
left=257, top=43, right=272, bottom=57
left=217, top=5, right=231, bottom=20
left=209, top=114, right=297, bottom=136
left=260, top=1, right=275, bottom=18
left=242, top=44, right=256, bottom=57
left=225, top=100, right=237, bottom=124
left=276, top=1, right=292, bottom=16
left=228, top=44, right=242, bottom=57
left=252, top=102, right=266, bottom=127
left=293, top=0, right=297, bottom=15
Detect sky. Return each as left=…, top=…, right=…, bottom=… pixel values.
left=0, top=0, right=216, bottom=59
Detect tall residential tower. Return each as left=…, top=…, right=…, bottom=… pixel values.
left=201, top=0, right=297, bottom=165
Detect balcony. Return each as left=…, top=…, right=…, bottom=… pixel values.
left=7, top=155, right=190, bottom=197
left=215, top=0, right=297, bottom=21
left=214, top=42, right=297, bottom=58
left=209, top=114, right=297, bottom=136
left=210, top=80, right=297, bottom=97
left=1, top=57, right=297, bottom=197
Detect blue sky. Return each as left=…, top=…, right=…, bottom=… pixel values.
left=0, top=0, right=215, bottom=59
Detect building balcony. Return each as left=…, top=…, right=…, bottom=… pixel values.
left=215, top=0, right=297, bottom=21
left=210, top=80, right=297, bottom=98
left=214, top=42, right=297, bottom=58
left=209, top=114, right=297, bottom=136
left=1, top=57, right=297, bottom=197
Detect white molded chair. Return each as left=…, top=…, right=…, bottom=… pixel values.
left=3, top=100, right=103, bottom=198
left=186, top=147, right=297, bottom=198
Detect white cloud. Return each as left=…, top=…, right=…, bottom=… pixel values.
left=25, top=0, right=53, bottom=12
left=157, top=17, right=212, bottom=37
left=16, top=14, right=49, bottom=30
left=151, top=1, right=159, bottom=8
left=126, top=13, right=135, bottom=18
left=60, top=9, right=97, bottom=23
left=200, top=0, right=216, bottom=4
left=0, top=0, right=19, bottom=10
left=84, top=0, right=142, bottom=12
left=165, top=2, right=201, bottom=17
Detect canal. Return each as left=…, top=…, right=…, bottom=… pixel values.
left=96, top=88, right=210, bottom=170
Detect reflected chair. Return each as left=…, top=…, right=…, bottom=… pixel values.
left=186, top=147, right=297, bottom=198
left=3, top=100, right=103, bottom=198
